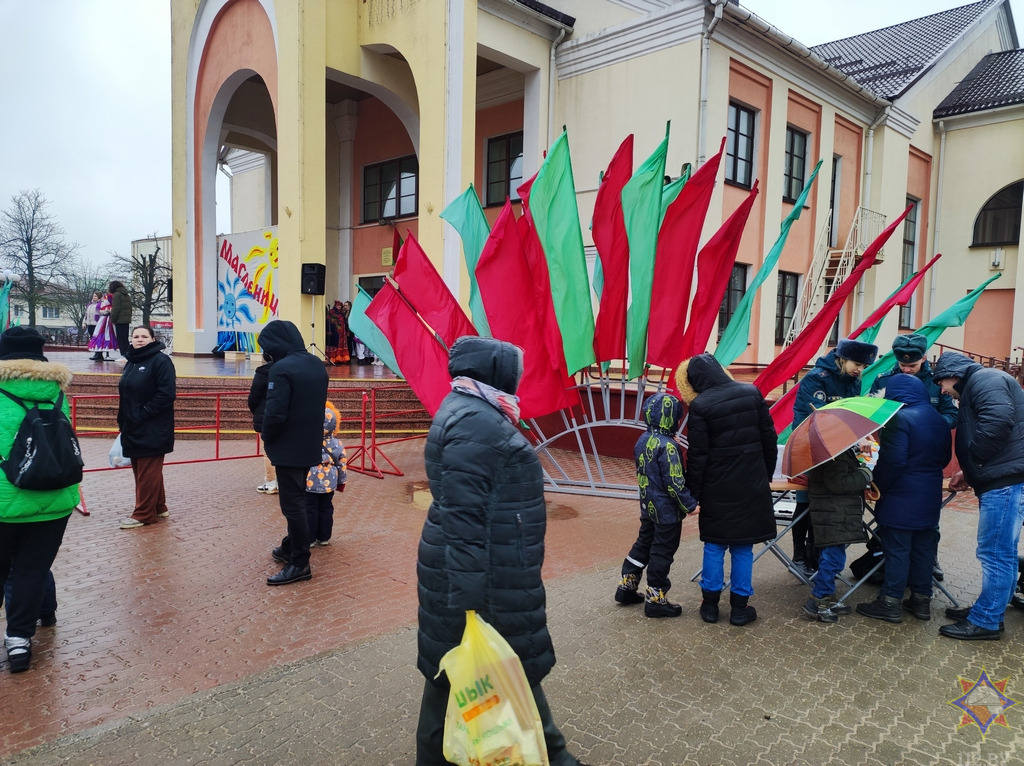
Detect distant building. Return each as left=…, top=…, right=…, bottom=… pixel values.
left=171, top=0, right=1023, bottom=364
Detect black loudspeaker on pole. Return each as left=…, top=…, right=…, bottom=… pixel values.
left=300, top=263, right=326, bottom=295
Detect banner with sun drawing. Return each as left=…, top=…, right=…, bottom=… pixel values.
left=215, top=228, right=279, bottom=353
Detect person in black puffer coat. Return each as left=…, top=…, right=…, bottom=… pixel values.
left=415, top=336, right=584, bottom=766
left=614, top=393, right=696, bottom=619
left=933, top=351, right=1024, bottom=641
left=677, top=353, right=778, bottom=626
left=117, top=325, right=176, bottom=530
left=247, top=357, right=278, bottom=494
left=257, top=320, right=329, bottom=586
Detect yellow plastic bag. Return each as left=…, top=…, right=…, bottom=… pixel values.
left=437, top=610, right=550, bottom=766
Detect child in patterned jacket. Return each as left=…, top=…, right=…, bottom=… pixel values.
left=305, top=402, right=347, bottom=547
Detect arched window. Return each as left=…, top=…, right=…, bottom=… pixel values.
left=973, top=181, right=1023, bottom=247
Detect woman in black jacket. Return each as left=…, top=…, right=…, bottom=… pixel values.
left=415, top=336, right=585, bottom=766
left=117, top=326, right=176, bottom=529
left=678, top=353, right=778, bottom=625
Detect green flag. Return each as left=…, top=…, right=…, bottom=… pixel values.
left=715, top=160, right=823, bottom=366
left=349, top=286, right=403, bottom=378
left=440, top=185, right=491, bottom=337
left=860, top=273, right=1002, bottom=392
left=622, top=125, right=670, bottom=379
left=528, top=129, right=596, bottom=374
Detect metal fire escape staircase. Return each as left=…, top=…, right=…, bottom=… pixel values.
left=784, top=206, right=887, bottom=347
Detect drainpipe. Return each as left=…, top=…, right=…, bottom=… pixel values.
left=931, top=120, right=947, bottom=319
left=856, top=104, right=891, bottom=323
left=697, top=0, right=724, bottom=167
left=547, top=29, right=566, bottom=147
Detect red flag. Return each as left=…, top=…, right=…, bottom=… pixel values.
left=647, top=137, right=726, bottom=369
left=392, top=232, right=477, bottom=348
left=677, top=180, right=760, bottom=361
left=753, top=204, right=912, bottom=396
left=850, top=253, right=942, bottom=338
left=476, top=202, right=575, bottom=418
left=365, top=282, right=452, bottom=416
left=592, top=135, right=633, bottom=363
left=769, top=386, right=797, bottom=434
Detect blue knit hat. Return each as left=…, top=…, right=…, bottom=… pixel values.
left=835, top=338, right=877, bottom=366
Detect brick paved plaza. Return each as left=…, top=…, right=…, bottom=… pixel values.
left=2, top=437, right=1023, bottom=765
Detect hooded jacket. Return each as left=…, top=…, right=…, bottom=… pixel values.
left=807, top=448, right=871, bottom=548
left=109, top=285, right=133, bottom=325
left=0, top=359, right=79, bottom=523
left=634, top=393, right=696, bottom=525
left=117, top=340, right=176, bottom=458
left=869, top=359, right=958, bottom=429
left=305, top=403, right=347, bottom=493
left=872, top=375, right=952, bottom=530
left=793, top=350, right=863, bottom=428
left=417, top=336, right=555, bottom=687
left=257, top=320, right=329, bottom=469
left=932, top=352, right=1024, bottom=494
left=247, top=361, right=273, bottom=433
left=678, top=353, right=778, bottom=546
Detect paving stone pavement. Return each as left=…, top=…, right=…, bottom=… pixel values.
left=3, top=439, right=1024, bottom=765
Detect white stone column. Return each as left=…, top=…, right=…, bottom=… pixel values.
left=333, top=100, right=358, bottom=302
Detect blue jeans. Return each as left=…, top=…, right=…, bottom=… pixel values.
left=878, top=526, right=937, bottom=600
left=813, top=545, right=847, bottom=598
left=968, top=482, right=1024, bottom=631
left=701, top=543, right=754, bottom=597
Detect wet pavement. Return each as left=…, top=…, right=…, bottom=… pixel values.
left=3, top=437, right=1024, bottom=765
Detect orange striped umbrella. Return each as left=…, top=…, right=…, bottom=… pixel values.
left=781, top=396, right=902, bottom=478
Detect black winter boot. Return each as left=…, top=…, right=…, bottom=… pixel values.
left=699, top=589, right=721, bottom=623
left=615, top=573, right=645, bottom=605
left=856, top=594, right=902, bottom=623
left=902, top=592, right=931, bottom=620
left=803, top=595, right=839, bottom=623
left=729, top=592, right=757, bottom=626
left=644, top=587, right=682, bottom=618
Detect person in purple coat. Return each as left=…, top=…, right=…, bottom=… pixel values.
left=856, top=375, right=952, bottom=623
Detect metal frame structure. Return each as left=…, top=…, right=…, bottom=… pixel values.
left=529, top=367, right=681, bottom=499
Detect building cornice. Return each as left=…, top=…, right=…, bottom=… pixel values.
left=934, top=101, right=1024, bottom=131
left=881, top=105, right=920, bottom=139
left=714, top=23, right=883, bottom=126
left=555, top=1, right=703, bottom=80
left=606, top=0, right=678, bottom=13
left=479, top=0, right=570, bottom=41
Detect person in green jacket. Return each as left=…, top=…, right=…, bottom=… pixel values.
left=108, top=280, right=133, bottom=358
left=0, top=327, right=79, bottom=673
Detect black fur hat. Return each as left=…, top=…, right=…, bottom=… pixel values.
left=835, top=338, right=877, bottom=366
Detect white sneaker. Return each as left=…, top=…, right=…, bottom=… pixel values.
left=119, top=518, right=145, bottom=529
left=256, top=481, right=279, bottom=495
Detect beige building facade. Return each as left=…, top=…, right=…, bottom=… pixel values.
left=171, top=0, right=1023, bottom=367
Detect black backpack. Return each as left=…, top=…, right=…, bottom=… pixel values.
left=0, top=389, right=84, bottom=490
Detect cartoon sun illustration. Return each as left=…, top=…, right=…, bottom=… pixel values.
left=244, top=230, right=279, bottom=323
left=218, top=272, right=257, bottom=330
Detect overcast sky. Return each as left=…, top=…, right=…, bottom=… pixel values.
left=0, top=0, right=1018, bottom=267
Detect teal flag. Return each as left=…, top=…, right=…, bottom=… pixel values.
left=0, top=280, right=11, bottom=330
left=622, top=124, right=670, bottom=379
left=860, top=273, right=1002, bottom=392
left=529, top=129, right=596, bottom=374
left=715, top=160, right=823, bottom=366
left=440, top=185, right=491, bottom=337
left=350, top=286, right=402, bottom=377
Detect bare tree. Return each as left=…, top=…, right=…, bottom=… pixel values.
left=104, top=233, right=171, bottom=326
left=0, top=190, right=79, bottom=326
left=49, top=259, right=111, bottom=341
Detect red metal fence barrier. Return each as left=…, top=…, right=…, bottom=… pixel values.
left=70, top=386, right=430, bottom=479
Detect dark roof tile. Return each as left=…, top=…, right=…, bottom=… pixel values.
left=934, top=49, right=1024, bottom=116
left=809, top=0, right=998, bottom=99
